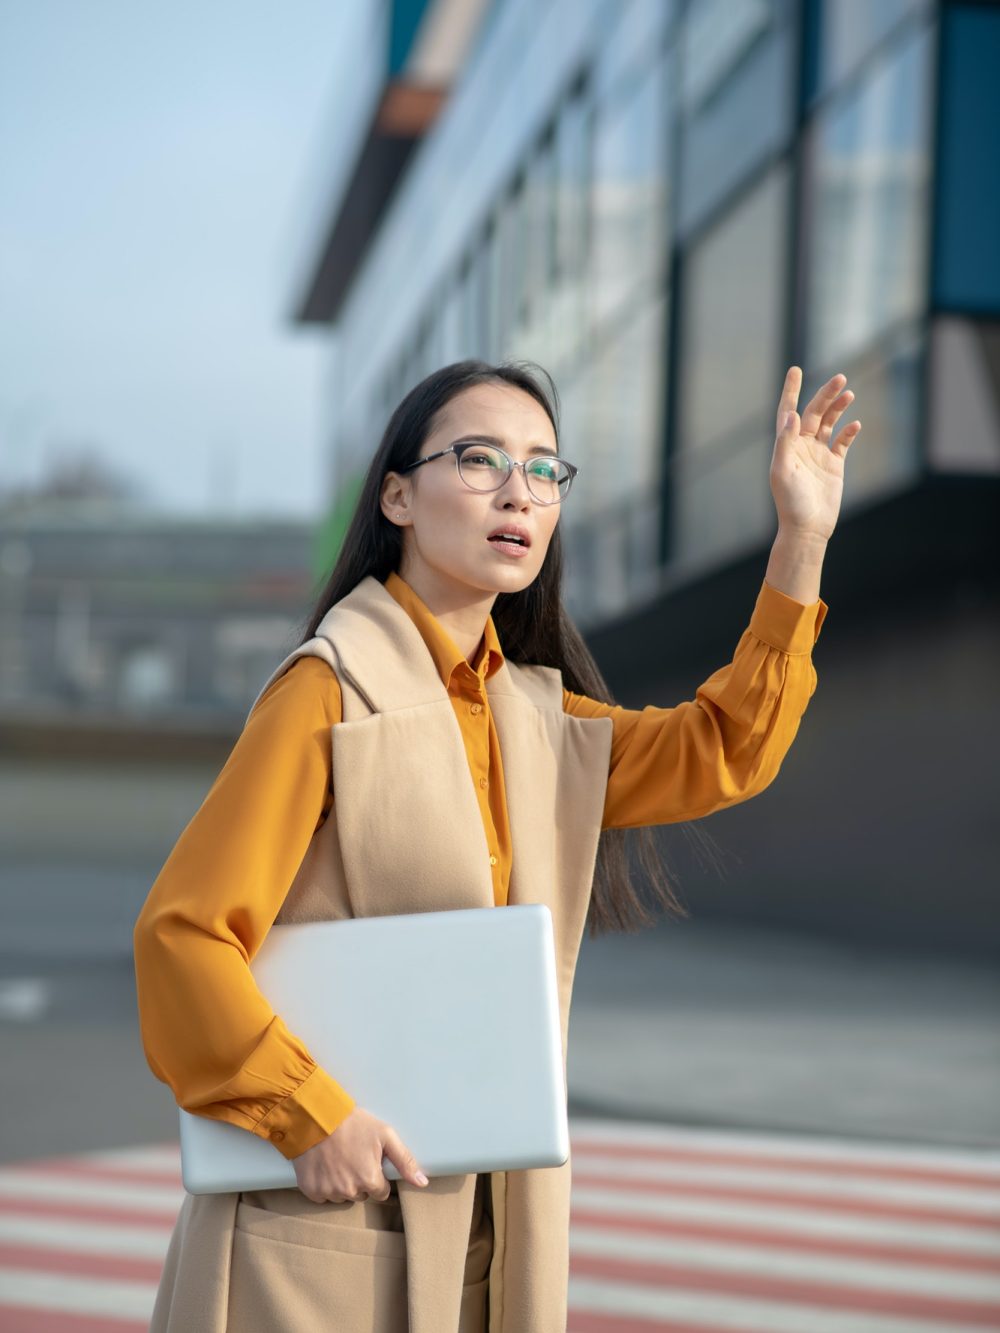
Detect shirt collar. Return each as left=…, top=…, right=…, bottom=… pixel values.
left=383, top=570, right=505, bottom=691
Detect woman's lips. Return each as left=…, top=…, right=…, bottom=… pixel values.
left=486, top=537, right=531, bottom=559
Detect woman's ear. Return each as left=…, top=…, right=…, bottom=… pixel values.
left=380, top=471, right=411, bottom=526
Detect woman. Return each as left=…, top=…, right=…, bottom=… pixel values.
left=134, top=357, right=859, bottom=1332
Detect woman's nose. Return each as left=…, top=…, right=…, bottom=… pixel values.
left=499, top=463, right=533, bottom=507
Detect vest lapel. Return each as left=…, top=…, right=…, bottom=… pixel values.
left=316, top=577, right=494, bottom=920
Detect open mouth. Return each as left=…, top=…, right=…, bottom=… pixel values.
left=487, top=528, right=531, bottom=549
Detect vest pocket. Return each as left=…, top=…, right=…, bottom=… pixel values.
left=234, top=1192, right=405, bottom=1259
left=229, top=1198, right=408, bottom=1332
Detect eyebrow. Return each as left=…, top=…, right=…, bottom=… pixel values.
left=448, top=434, right=559, bottom=457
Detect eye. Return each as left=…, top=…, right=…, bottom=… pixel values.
left=528, top=459, right=559, bottom=481
left=463, top=447, right=506, bottom=469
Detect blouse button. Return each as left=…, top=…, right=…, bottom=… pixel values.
left=270, top=1130, right=285, bottom=1143
left=470, top=703, right=482, bottom=714
left=479, top=777, right=488, bottom=789
left=489, top=855, right=498, bottom=866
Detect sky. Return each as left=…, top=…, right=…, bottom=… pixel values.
left=0, top=0, right=366, bottom=519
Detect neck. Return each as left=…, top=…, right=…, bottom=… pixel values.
left=397, top=560, right=496, bottom=664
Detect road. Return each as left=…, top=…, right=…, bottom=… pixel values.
left=2, top=861, right=999, bottom=1329
left=2, top=1121, right=999, bottom=1330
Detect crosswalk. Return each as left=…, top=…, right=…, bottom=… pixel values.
left=0, top=1121, right=998, bottom=1330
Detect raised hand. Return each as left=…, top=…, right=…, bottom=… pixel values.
left=769, top=366, right=861, bottom=542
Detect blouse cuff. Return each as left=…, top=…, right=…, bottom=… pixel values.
left=251, top=1064, right=357, bottom=1161
left=750, top=578, right=828, bottom=655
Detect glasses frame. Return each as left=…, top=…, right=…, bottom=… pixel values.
left=399, top=440, right=579, bottom=505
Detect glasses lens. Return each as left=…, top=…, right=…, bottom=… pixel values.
left=525, top=457, right=572, bottom=504
left=457, top=444, right=510, bottom=490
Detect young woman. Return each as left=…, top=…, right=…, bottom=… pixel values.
left=134, top=357, right=859, bottom=1332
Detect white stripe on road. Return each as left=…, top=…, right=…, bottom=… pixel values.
left=570, top=1152, right=1000, bottom=1213
left=567, top=1274, right=979, bottom=1333
left=77, top=1145, right=182, bottom=1173
left=570, top=1119, right=1000, bottom=1178
left=0, top=1268, right=156, bottom=1320
left=0, top=1170, right=183, bottom=1213
left=568, top=1224, right=1000, bottom=1300
left=0, top=1214, right=173, bottom=1257
left=570, top=1186, right=1000, bottom=1256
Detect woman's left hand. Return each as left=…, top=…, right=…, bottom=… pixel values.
left=769, top=366, right=861, bottom=542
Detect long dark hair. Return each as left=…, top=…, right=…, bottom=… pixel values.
left=297, top=358, right=691, bottom=937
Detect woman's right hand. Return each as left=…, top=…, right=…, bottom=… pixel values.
left=291, top=1106, right=430, bottom=1203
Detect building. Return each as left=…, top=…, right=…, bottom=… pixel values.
left=0, top=496, right=316, bottom=724
left=290, top=0, right=1000, bottom=954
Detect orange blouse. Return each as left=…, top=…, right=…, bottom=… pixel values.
left=133, top=572, right=827, bottom=1159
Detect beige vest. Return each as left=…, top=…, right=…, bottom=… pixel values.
left=154, top=574, right=613, bottom=1332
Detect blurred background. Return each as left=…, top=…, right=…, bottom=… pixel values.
left=2, top=0, right=999, bottom=1328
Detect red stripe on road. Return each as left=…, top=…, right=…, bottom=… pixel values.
left=569, top=1251, right=1000, bottom=1328
left=0, top=1199, right=178, bottom=1230
left=572, top=1171, right=1000, bottom=1230
left=569, top=1315, right=762, bottom=1333
left=0, top=1309, right=148, bottom=1332
left=570, top=1138, right=1000, bottom=1192
left=571, top=1204, right=1000, bottom=1274
left=0, top=1242, right=163, bottom=1283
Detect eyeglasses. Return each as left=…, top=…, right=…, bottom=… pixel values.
left=400, top=440, right=578, bottom=505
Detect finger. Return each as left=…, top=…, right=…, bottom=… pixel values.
left=830, top=419, right=861, bottom=460
left=776, top=365, right=802, bottom=434
left=778, top=408, right=799, bottom=436
left=817, top=388, right=854, bottom=444
left=802, top=373, right=847, bottom=437
left=382, top=1128, right=430, bottom=1187
left=361, top=1169, right=390, bottom=1198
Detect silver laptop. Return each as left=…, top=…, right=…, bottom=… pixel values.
left=179, top=904, right=569, bottom=1194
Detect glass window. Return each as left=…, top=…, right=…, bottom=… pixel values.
left=505, top=171, right=529, bottom=333
left=583, top=295, right=667, bottom=510
left=677, top=162, right=789, bottom=455
left=589, top=48, right=669, bottom=332
left=680, top=0, right=775, bottom=110
left=546, top=82, right=592, bottom=370
left=483, top=218, right=503, bottom=361
left=804, top=22, right=932, bottom=369
left=439, top=276, right=462, bottom=363
left=803, top=0, right=928, bottom=104
left=457, top=246, right=487, bottom=359
left=671, top=163, right=790, bottom=570
left=554, top=84, right=591, bottom=286
left=489, top=190, right=520, bottom=359
left=521, top=130, right=557, bottom=339
left=563, top=294, right=667, bottom=623
left=677, top=0, right=795, bottom=239
left=836, top=324, right=923, bottom=503
left=593, top=0, right=677, bottom=99
left=669, top=430, right=775, bottom=573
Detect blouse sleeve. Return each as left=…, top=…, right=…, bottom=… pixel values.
left=132, top=654, right=355, bottom=1161
left=563, top=578, right=829, bottom=829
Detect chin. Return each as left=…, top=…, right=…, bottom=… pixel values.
left=490, top=566, right=543, bottom=594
